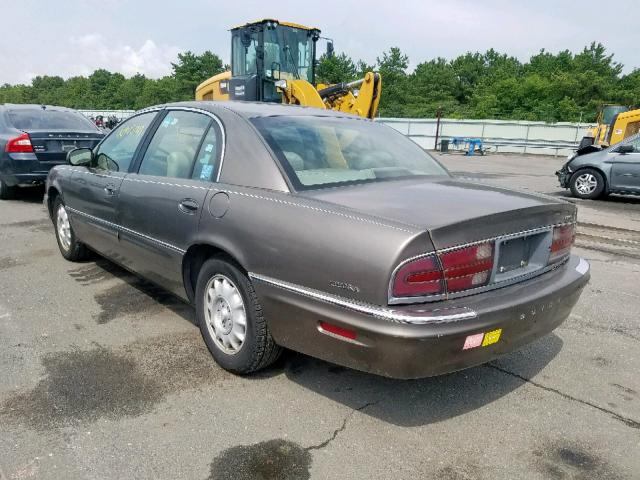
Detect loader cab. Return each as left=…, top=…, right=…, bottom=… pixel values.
left=229, top=19, right=320, bottom=102
left=594, top=105, right=630, bottom=145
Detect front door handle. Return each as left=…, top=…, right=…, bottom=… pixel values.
left=178, top=199, right=199, bottom=214
left=104, top=184, right=117, bottom=196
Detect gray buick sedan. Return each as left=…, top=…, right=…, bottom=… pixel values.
left=45, top=101, right=590, bottom=379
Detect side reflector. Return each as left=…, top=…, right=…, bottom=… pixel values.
left=319, top=321, right=357, bottom=340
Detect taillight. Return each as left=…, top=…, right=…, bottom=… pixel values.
left=549, top=224, right=574, bottom=264
left=392, top=255, right=444, bottom=297
left=391, top=242, right=495, bottom=299
left=5, top=133, right=33, bottom=153
left=440, top=242, right=495, bottom=293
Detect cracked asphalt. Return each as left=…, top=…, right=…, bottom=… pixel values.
left=1, top=153, right=639, bottom=479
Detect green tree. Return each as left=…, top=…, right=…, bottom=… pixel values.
left=376, top=47, right=410, bottom=116
left=171, top=51, right=225, bottom=99
left=0, top=43, right=637, bottom=122
left=316, top=52, right=357, bottom=84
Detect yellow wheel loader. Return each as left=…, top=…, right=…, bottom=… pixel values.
left=579, top=104, right=640, bottom=152
left=195, top=19, right=381, bottom=119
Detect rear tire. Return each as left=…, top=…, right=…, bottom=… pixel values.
left=0, top=179, right=16, bottom=200
left=569, top=168, right=605, bottom=199
left=196, top=257, right=281, bottom=374
left=53, top=197, right=89, bottom=261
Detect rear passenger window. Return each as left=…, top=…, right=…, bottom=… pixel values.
left=191, top=126, right=220, bottom=182
left=139, top=111, right=210, bottom=179
left=8, top=108, right=96, bottom=131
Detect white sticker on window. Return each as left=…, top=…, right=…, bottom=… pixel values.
left=200, top=164, right=214, bottom=180
left=205, top=143, right=214, bottom=153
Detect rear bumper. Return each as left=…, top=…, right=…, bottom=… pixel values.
left=0, top=153, right=64, bottom=186
left=251, top=255, right=590, bottom=379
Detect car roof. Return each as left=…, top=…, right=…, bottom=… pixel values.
left=158, top=100, right=371, bottom=121
left=0, top=103, right=82, bottom=113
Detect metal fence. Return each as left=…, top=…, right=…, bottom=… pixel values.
left=379, top=117, right=596, bottom=157
left=77, top=109, right=594, bottom=157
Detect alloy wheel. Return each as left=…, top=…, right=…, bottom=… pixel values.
left=574, top=173, right=598, bottom=195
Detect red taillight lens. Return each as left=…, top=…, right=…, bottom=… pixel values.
left=440, top=242, right=495, bottom=293
left=392, top=255, right=444, bottom=297
left=549, top=224, right=574, bottom=264
left=5, top=133, right=33, bottom=153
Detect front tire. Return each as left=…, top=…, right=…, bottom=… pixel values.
left=569, top=168, right=605, bottom=199
left=0, top=179, right=16, bottom=200
left=196, top=258, right=281, bottom=374
left=53, top=197, right=89, bottom=261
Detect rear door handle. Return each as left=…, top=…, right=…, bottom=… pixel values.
left=178, top=199, right=199, bottom=214
left=104, top=184, right=117, bottom=196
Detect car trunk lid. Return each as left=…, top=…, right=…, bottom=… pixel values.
left=302, top=177, right=576, bottom=250
left=27, top=130, right=104, bottom=162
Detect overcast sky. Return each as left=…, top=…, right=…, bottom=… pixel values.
left=2, top=0, right=639, bottom=84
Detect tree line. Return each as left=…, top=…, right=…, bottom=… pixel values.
left=1, top=42, right=638, bottom=122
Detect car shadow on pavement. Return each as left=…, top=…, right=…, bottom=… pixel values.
left=79, top=257, right=197, bottom=327
left=278, top=333, right=563, bottom=427
left=4, top=186, right=45, bottom=204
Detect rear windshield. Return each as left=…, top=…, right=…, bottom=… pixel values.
left=251, top=116, right=449, bottom=190
left=7, top=108, right=97, bottom=131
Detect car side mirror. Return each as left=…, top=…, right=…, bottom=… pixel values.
left=617, top=144, right=634, bottom=154
left=67, top=147, right=93, bottom=166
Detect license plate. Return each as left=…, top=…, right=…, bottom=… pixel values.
left=61, top=141, right=77, bottom=152
left=497, top=236, right=532, bottom=273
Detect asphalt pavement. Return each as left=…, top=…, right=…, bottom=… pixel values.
left=1, top=154, right=639, bottom=479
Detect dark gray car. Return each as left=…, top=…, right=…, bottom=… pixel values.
left=557, top=133, right=640, bottom=199
left=0, top=104, right=104, bottom=199
left=45, top=101, right=590, bottom=379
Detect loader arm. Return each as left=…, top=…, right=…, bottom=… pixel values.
left=277, top=72, right=382, bottom=119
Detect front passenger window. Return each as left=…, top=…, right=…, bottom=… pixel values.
left=629, top=138, right=640, bottom=152
left=139, top=111, right=211, bottom=179
left=94, top=112, right=156, bottom=172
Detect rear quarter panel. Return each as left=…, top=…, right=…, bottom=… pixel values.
left=195, top=183, right=431, bottom=305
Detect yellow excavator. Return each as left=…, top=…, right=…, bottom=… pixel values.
left=580, top=104, right=640, bottom=150
left=195, top=19, right=381, bottom=119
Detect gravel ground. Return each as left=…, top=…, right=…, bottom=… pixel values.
left=1, top=154, right=639, bottom=480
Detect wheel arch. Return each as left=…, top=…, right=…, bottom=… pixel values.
left=182, top=242, right=248, bottom=304
left=46, top=186, right=61, bottom=218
